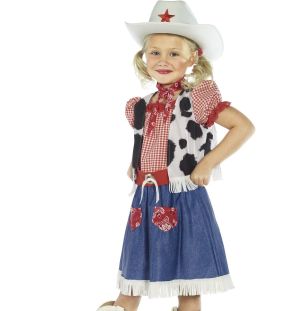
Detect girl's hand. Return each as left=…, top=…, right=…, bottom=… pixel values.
left=127, top=163, right=133, bottom=180
left=190, top=160, right=214, bottom=186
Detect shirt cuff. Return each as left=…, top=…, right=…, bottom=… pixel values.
left=205, top=101, right=231, bottom=127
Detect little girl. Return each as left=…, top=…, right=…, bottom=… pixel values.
left=97, top=1, right=255, bottom=311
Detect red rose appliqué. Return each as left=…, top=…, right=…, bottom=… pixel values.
left=152, top=207, right=178, bottom=232
left=129, top=207, right=142, bottom=230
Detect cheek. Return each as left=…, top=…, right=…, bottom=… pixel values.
left=176, top=61, right=190, bottom=72
left=146, top=58, right=156, bottom=69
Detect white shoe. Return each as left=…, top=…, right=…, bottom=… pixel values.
left=96, top=300, right=126, bottom=311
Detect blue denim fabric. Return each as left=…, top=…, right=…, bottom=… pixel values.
left=118, top=184, right=230, bottom=282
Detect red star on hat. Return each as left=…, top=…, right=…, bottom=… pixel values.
left=158, top=9, right=175, bottom=22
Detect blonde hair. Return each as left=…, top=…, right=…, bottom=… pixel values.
left=133, top=33, right=213, bottom=90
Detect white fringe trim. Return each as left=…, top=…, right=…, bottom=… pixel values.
left=212, top=165, right=222, bottom=181
left=128, top=179, right=137, bottom=196
left=116, top=270, right=234, bottom=298
left=128, top=168, right=137, bottom=196
left=169, top=175, right=198, bottom=193
left=129, top=167, right=223, bottom=197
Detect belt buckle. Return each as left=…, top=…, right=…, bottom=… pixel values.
left=145, top=173, right=154, bottom=184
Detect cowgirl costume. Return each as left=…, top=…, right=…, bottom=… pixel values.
left=97, top=1, right=234, bottom=310
left=117, top=78, right=233, bottom=298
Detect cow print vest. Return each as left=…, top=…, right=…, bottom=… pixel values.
left=130, top=89, right=222, bottom=193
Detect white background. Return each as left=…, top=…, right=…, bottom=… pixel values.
left=1, top=0, right=300, bottom=310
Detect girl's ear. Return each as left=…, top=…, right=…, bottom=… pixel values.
left=187, top=51, right=197, bottom=67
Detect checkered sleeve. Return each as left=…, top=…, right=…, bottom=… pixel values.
left=191, top=80, right=231, bottom=127
left=125, top=96, right=141, bottom=127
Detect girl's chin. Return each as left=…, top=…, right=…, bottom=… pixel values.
left=153, top=75, right=176, bottom=83
left=155, top=78, right=182, bottom=85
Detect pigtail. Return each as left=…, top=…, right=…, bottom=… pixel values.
left=178, top=35, right=214, bottom=90
left=183, top=54, right=213, bottom=90
left=133, top=49, right=153, bottom=85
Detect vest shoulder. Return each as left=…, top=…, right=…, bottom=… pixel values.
left=190, top=80, right=218, bottom=95
left=126, top=96, right=142, bottom=108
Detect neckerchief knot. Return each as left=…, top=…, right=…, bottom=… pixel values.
left=146, top=79, right=183, bottom=135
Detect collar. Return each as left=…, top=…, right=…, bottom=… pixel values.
left=155, top=78, right=183, bottom=102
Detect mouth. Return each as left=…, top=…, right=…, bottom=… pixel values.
left=156, top=69, right=173, bottom=75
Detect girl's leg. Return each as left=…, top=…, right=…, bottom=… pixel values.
left=113, top=292, right=142, bottom=311
left=178, top=295, right=201, bottom=311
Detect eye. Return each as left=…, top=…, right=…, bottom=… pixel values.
left=150, top=50, right=160, bottom=56
left=170, top=52, right=179, bottom=57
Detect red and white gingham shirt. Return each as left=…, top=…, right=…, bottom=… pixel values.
left=125, top=80, right=230, bottom=172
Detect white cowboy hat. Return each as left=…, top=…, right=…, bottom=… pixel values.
left=125, top=0, right=224, bottom=60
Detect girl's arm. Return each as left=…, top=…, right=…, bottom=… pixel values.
left=190, top=106, right=255, bottom=186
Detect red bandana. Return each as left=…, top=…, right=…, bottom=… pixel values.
left=146, top=79, right=183, bottom=135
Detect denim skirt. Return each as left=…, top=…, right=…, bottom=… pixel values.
left=116, top=184, right=234, bottom=298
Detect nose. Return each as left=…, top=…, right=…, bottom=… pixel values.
left=157, top=59, right=169, bottom=67
left=157, top=53, right=169, bottom=66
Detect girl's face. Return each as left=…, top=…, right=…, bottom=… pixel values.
left=145, top=34, right=195, bottom=86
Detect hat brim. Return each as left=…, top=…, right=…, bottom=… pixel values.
left=125, top=22, right=224, bottom=60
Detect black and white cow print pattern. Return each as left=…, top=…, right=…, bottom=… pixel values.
left=167, top=91, right=222, bottom=190
left=131, top=99, right=146, bottom=170
left=131, top=91, right=222, bottom=193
